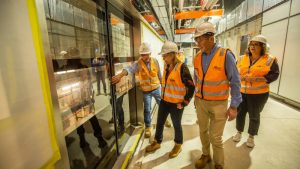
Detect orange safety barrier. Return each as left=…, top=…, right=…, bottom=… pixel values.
left=157, top=30, right=166, bottom=35
left=175, top=28, right=196, bottom=34
left=111, top=17, right=120, bottom=25
left=143, top=14, right=156, bottom=22
left=175, top=9, right=223, bottom=20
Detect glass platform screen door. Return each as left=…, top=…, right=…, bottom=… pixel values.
left=106, top=2, right=135, bottom=154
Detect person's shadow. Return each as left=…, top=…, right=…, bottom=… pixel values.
left=138, top=151, right=170, bottom=169
left=72, top=146, right=100, bottom=169
left=224, top=138, right=253, bottom=169
left=180, top=138, right=253, bottom=169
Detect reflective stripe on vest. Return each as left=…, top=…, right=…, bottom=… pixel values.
left=163, top=92, right=184, bottom=100
left=161, top=63, right=186, bottom=103
left=237, top=54, right=275, bottom=94
left=138, top=58, right=160, bottom=92
left=193, top=48, right=229, bottom=100
left=164, top=84, right=186, bottom=91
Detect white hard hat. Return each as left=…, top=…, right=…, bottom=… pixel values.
left=250, top=35, right=267, bottom=44
left=60, top=50, right=67, bottom=55
left=193, top=22, right=216, bottom=39
left=139, top=42, right=151, bottom=54
left=159, top=41, right=178, bottom=55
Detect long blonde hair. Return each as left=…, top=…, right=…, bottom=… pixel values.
left=170, top=52, right=181, bottom=65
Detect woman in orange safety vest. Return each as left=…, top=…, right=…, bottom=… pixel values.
left=232, top=35, right=280, bottom=148
left=145, top=41, right=195, bottom=158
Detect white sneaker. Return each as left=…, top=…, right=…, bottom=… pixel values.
left=246, top=137, right=255, bottom=148
left=232, top=132, right=242, bottom=142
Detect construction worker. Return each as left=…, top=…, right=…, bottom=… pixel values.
left=145, top=41, right=195, bottom=158
left=111, top=42, right=170, bottom=138
left=92, top=51, right=107, bottom=96
left=232, top=35, right=279, bottom=148
left=193, top=22, right=242, bottom=169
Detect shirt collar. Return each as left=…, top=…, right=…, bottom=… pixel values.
left=203, top=43, right=219, bottom=55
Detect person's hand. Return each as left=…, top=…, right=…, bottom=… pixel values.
left=226, top=106, right=237, bottom=121
left=111, top=74, right=122, bottom=84
left=177, top=103, right=183, bottom=109
left=111, top=70, right=128, bottom=84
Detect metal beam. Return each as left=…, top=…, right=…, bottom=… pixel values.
left=175, top=28, right=196, bottom=34
left=175, top=9, right=223, bottom=20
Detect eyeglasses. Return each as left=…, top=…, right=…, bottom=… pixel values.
left=249, top=43, right=261, bottom=47
left=162, top=53, right=173, bottom=58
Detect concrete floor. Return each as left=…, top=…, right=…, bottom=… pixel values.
left=127, top=98, right=300, bottom=169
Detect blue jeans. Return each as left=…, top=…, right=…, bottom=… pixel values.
left=143, top=86, right=161, bottom=127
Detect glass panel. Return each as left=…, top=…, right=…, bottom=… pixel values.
left=74, top=7, right=84, bottom=28
left=49, top=0, right=64, bottom=22
left=44, top=0, right=115, bottom=168
left=76, top=29, right=93, bottom=58
left=61, top=1, right=74, bottom=25
left=110, top=13, right=134, bottom=152
left=51, top=21, right=75, bottom=36
left=43, top=0, right=50, bottom=18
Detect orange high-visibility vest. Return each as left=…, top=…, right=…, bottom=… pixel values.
left=161, top=63, right=186, bottom=103
left=138, top=58, right=160, bottom=92
left=237, top=54, right=275, bottom=94
left=194, top=48, right=229, bottom=100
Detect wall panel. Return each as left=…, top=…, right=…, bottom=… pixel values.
left=261, top=19, right=288, bottom=93
left=278, top=15, right=300, bottom=102
left=291, top=0, right=300, bottom=15
left=262, top=1, right=290, bottom=25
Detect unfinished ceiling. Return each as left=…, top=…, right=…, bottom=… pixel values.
left=131, top=0, right=224, bottom=43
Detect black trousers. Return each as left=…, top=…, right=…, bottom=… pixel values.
left=155, top=100, right=184, bottom=144
left=77, top=116, right=102, bottom=138
left=116, top=94, right=125, bottom=127
left=236, top=92, right=269, bottom=136
left=110, top=94, right=125, bottom=127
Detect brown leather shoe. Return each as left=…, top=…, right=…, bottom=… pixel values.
left=145, top=140, right=161, bottom=153
left=144, top=127, right=151, bottom=138
left=195, top=154, right=211, bottom=169
left=169, top=143, right=182, bottom=158
left=215, top=165, right=223, bottom=169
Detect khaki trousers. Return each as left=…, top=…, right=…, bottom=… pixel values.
left=195, top=97, right=228, bottom=166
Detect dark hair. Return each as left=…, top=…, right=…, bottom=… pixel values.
left=204, top=32, right=214, bottom=37
left=194, top=32, right=215, bottom=41
left=246, top=42, right=266, bottom=56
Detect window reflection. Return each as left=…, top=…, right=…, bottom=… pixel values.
left=110, top=14, right=133, bottom=151
left=44, top=0, right=115, bottom=168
